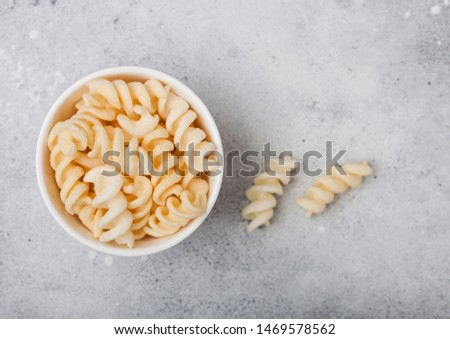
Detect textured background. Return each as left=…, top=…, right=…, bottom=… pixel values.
left=1, top=0, right=450, bottom=318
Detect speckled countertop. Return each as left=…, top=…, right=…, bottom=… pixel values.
left=1, top=0, right=450, bottom=318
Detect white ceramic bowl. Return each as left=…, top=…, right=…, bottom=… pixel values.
left=36, top=66, right=223, bottom=256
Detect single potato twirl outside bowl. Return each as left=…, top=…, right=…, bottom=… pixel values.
left=36, top=66, right=223, bottom=256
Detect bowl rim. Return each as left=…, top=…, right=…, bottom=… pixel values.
left=36, top=66, right=223, bottom=256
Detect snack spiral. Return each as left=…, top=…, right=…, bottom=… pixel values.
left=48, top=144, right=90, bottom=215
left=295, top=161, right=372, bottom=217
left=47, top=77, right=216, bottom=248
left=84, top=166, right=134, bottom=247
left=242, top=156, right=295, bottom=233
left=145, top=178, right=209, bottom=237
left=123, top=176, right=153, bottom=232
left=159, top=89, right=216, bottom=173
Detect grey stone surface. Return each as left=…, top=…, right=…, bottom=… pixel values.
left=1, top=0, right=450, bottom=318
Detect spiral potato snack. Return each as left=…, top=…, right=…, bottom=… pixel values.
left=48, top=120, right=92, bottom=158
left=295, top=161, right=372, bottom=217
left=151, top=169, right=183, bottom=206
left=47, top=77, right=216, bottom=248
left=48, top=94, right=118, bottom=160
left=242, top=156, right=295, bottom=233
left=75, top=203, right=104, bottom=239
left=156, top=83, right=216, bottom=173
left=72, top=125, right=126, bottom=171
left=47, top=142, right=90, bottom=215
left=141, top=124, right=175, bottom=171
left=117, top=105, right=159, bottom=138
left=145, top=178, right=209, bottom=237
left=84, top=166, right=134, bottom=248
left=123, top=176, right=153, bottom=235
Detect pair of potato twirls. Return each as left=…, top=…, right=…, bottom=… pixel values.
left=242, top=157, right=372, bottom=233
